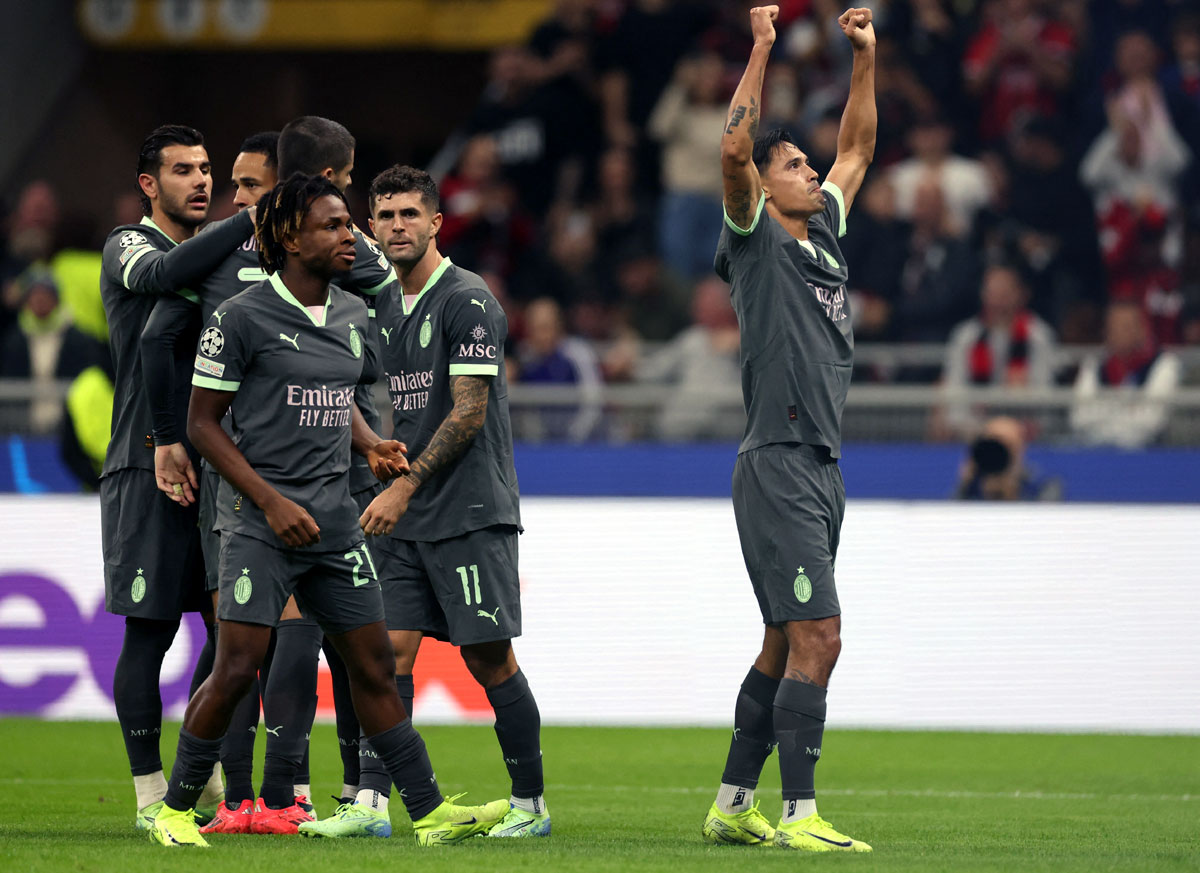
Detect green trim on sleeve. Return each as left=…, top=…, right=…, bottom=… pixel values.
left=820, top=180, right=847, bottom=237
left=120, top=247, right=153, bottom=288
left=448, top=363, right=498, bottom=376
left=722, top=193, right=765, bottom=236
left=192, top=374, right=241, bottom=391
left=174, top=288, right=200, bottom=304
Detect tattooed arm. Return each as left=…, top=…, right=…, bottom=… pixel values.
left=721, top=5, right=777, bottom=229
left=359, top=375, right=489, bottom=536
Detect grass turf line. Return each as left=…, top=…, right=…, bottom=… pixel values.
left=0, top=720, right=1196, bottom=872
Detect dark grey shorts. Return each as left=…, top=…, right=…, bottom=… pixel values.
left=732, top=445, right=844, bottom=625
left=373, top=525, right=521, bottom=646
left=216, top=532, right=385, bottom=635
left=198, top=466, right=222, bottom=592
left=101, top=467, right=207, bottom=619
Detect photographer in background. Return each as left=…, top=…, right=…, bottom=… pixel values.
left=955, top=415, right=1061, bottom=500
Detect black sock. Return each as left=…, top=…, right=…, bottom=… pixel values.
left=220, top=675, right=260, bottom=806
left=323, top=639, right=361, bottom=789
left=164, top=728, right=224, bottom=811
left=721, top=667, right=780, bottom=789
left=396, top=673, right=415, bottom=720
left=188, top=621, right=217, bottom=700
left=367, top=720, right=442, bottom=820
left=259, top=618, right=322, bottom=809
left=113, top=617, right=179, bottom=775
left=773, top=679, right=827, bottom=801
left=486, top=669, right=544, bottom=799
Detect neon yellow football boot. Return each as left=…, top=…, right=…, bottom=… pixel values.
left=702, top=801, right=776, bottom=846
left=411, top=794, right=509, bottom=846
left=773, top=813, right=872, bottom=852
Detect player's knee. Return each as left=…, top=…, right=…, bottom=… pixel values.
left=209, top=658, right=257, bottom=703
left=814, top=626, right=841, bottom=665
left=460, top=641, right=516, bottom=687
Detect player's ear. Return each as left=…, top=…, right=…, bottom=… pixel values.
left=430, top=211, right=443, bottom=235
left=281, top=229, right=301, bottom=255
left=138, top=173, right=158, bottom=204
left=761, top=186, right=771, bottom=202
left=321, top=167, right=335, bottom=181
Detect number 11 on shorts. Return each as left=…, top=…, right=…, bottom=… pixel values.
left=456, top=564, right=482, bottom=604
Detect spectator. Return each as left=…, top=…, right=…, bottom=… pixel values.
left=648, top=50, right=728, bottom=280
left=962, top=0, right=1076, bottom=145
left=611, top=243, right=691, bottom=343
left=889, top=115, right=992, bottom=238
left=941, top=264, right=1056, bottom=435
left=1070, top=300, right=1181, bottom=448
left=839, top=175, right=909, bottom=344
left=1081, top=68, right=1190, bottom=341
left=439, top=134, right=535, bottom=283
left=515, top=208, right=606, bottom=308
left=0, top=269, right=106, bottom=432
left=633, top=276, right=742, bottom=441
left=955, top=415, right=1062, bottom=500
left=592, top=146, right=657, bottom=272
left=515, top=296, right=603, bottom=441
left=891, top=177, right=983, bottom=343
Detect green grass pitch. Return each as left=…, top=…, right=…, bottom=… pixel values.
left=0, top=719, right=1196, bottom=872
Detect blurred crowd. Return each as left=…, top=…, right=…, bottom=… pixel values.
left=3, top=0, right=1199, bottom=455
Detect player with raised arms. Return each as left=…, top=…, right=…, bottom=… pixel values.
left=146, top=173, right=507, bottom=847
left=700, top=5, right=876, bottom=853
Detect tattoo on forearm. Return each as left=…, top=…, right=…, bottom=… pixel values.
left=786, top=667, right=820, bottom=686
left=748, top=96, right=760, bottom=140
left=407, top=375, right=488, bottom=488
left=726, top=104, right=747, bottom=135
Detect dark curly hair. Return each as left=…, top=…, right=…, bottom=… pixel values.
left=136, top=124, right=204, bottom=216
left=368, top=164, right=440, bottom=214
left=254, top=173, right=349, bottom=274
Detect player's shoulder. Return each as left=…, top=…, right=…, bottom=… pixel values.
left=439, top=263, right=497, bottom=305
left=104, top=221, right=168, bottom=252
left=217, top=278, right=274, bottom=319
left=331, top=284, right=370, bottom=319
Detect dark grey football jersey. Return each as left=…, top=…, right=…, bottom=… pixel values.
left=714, top=181, right=854, bottom=458
left=187, top=225, right=393, bottom=485
left=100, top=218, right=193, bottom=476
left=374, top=258, right=521, bottom=542
left=192, top=274, right=371, bottom=550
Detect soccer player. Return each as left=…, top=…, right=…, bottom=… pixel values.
left=700, top=6, right=876, bottom=852
left=301, top=165, right=548, bottom=839
left=99, top=124, right=267, bottom=829
left=141, top=118, right=392, bottom=834
left=148, top=173, right=508, bottom=848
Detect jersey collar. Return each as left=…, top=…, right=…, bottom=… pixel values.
left=400, top=256, right=452, bottom=316
left=139, top=215, right=177, bottom=248
left=268, top=272, right=332, bottom=327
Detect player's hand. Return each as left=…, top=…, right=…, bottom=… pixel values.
left=367, top=439, right=409, bottom=481
left=264, top=495, right=321, bottom=547
left=360, top=479, right=414, bottom=537
left=155, top=442, right=199, bottom=506
left=750, top=5, right=779, bottom=47
left=839, top=7, right=876, bottom=50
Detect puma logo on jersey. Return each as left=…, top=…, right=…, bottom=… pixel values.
left=380, top=327, right=393, bottom=344
left=279, top=332, right=299, bottom=350
left=469, top=298, right=487, bottom=312
left=264, top=725, right=282, bottom=737
left=477, top=607, right=500, bottom=625
left=213, top=310, right=225, bottom=324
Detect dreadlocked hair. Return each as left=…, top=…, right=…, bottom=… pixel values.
left=255, top=173, right=348, bottom=274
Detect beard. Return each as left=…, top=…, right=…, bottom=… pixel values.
left=159, top=188, right=208, bottom=229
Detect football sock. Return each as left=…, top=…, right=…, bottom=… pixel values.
left=220, top=676, right=260, bottom=806
left=396, top=673, right=415, bottom=720
left=355, top=674, right=412, bottom=797
left=198, top=763, right=224, bottom=807
left=486, top=669, right=544, bottom=799
left=355, top=787, right=389, bottom=812
left=164, top=728, right=224, bottom=811
left=259, top=618, right=321, bottom=809
left=187, top=620, right=217, bottom=700
left=114, top=617, right=179, bottom=776
left=323, top=638, right=362, bottom=788
left=133, top=771, right=167, bottom=809
left=773, top=678, right=826, bottom=804
left=341, top=784, right=357, bottom=802
left=510, top=794, right=546, bottom=814
left=366, top=720, right=442, bottom=820
left=718, top=666, right=780, bottom=812
left=781, top=797, right=819, bottom=822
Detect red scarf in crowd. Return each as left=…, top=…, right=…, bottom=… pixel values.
left=970, top=313, right=1031, bottom=385
left=1101, top=344, right=1160, bottom=387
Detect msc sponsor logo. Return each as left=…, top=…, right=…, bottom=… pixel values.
left=456, top=343, right=497, bottom=360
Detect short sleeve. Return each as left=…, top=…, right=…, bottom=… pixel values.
left=103, top=228, right=161, bottom=293
left=192, top=304, right=250, bottom=391
left=342, top=230, right=398, bottom=296
left=446, top=290, right=506, bottom=377
left=815, top=180, right=847, bottom=239
left=715, top=194, right=771, bottom=281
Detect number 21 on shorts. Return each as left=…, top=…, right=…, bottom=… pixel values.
left=457, top=564, right=482, bottom=604
left=344, top=544, right=378, bottom=587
